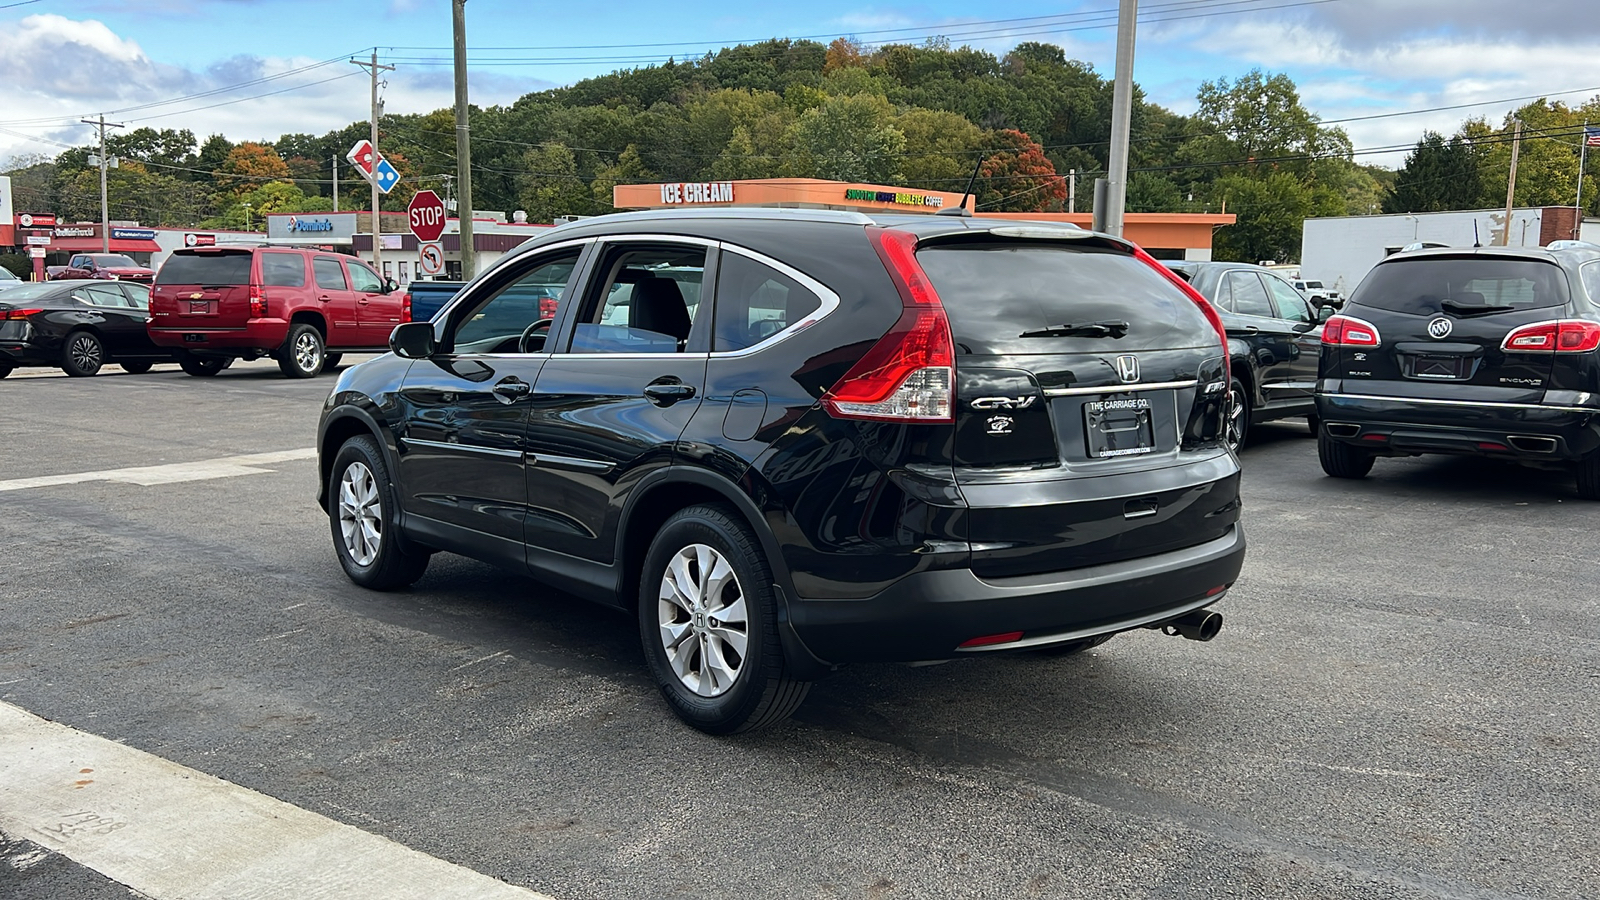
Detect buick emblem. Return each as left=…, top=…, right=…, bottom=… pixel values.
left=1426, top=317, right=1453, bottom=339
left=1115, top=355, right=1139, bottom=384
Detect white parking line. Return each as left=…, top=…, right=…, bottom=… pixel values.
left=0, top=702, right=553, bottom=900
left=0, top=449, right=317, bottom=493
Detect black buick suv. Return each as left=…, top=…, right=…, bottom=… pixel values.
left=1316, top=241, right=1600, bottom=497
left=317, top=209, right=1246, bottom=733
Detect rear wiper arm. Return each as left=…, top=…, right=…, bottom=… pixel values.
left=1440, top=299, right=1516, bottom=315
left=1019, top=321, right=1130, bottom=339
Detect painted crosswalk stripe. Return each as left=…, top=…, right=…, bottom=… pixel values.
left=0, top=702, right=552, bottom=900
left=0, top=449, right=318, bottom=493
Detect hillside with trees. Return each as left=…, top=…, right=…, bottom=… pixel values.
left=8, top=36, right=1549, bottom=264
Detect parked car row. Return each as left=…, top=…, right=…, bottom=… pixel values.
left=0, top=247, right=409, bottom=379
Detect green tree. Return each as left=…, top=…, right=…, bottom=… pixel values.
left=1384, top=131, right=1482, bottom=213
left=896, top=108, right=986, bottom=192
left=590, top=144, right=655, bottom=211
left=1212, top=171, right=1342, bottom=263
left=515, top=143, right=591, bottom=223
left=786, top=93, right=905, bottom=183
left=976, top=129, right=1066, bottom=211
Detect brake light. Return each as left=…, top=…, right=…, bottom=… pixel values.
left=401, top=291, right=413, bottom=323
left=1132, top=246, right=1228, bottom=375
left=2, top=308, right=44, bottom=320
left=539, top=296, right=559, bottom=319
left=1322, top=315, right=1381, bottom=347
left=249, top=283, right=266, bottom=319
left=1501, top=319, right=1600, bottom=353
left=821, top=229, right=954, bottom=422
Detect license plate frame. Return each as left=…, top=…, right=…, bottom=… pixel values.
left=188, top=300, right=210, bottom=314
left=1084, top=396, right=1156, bottom=459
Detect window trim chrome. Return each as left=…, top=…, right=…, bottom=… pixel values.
left=1321, top=392, right=1599, bottom=415
left=707, top=244, right=842, bottom=358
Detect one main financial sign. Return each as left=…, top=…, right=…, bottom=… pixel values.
left=844, top=189, right=944, bottom=209
left=659, top=182, right=735, bottom=204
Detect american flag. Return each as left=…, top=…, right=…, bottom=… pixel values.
left=1587, top=126, right=1600, bottom=147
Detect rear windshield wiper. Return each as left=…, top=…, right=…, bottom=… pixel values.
left=1019, top=321, right=1130, bottom=339
left=1440, top=299, right=1517, bottom=316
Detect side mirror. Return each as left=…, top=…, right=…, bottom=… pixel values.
left=389, top=321, right=437, bottom=359
left=1316, top=306, right=1335, bottom=324
left=383, top=277, right=399, bottom=294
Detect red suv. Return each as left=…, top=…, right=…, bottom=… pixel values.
left=149, top=247, right=409, bottom=377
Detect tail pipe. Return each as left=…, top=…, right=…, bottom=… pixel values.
left=1159, top=609, right=1223, bottom=642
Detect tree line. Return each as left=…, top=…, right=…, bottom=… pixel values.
left=7, top=37, right=1589, bottom=265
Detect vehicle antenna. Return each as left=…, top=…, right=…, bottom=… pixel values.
left=937, top=152, right=987, bottom=217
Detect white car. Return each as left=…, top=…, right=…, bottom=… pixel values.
left=1293, top=278, right=1341, bottom=307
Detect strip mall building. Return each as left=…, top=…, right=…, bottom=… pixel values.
left=613, top=178, right=1235, bottom=260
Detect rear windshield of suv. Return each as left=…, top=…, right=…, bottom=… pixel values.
left=1351, top=256, right=1568, bottom=315
left=917, top=242, right=1213, bottom=354
left=156, top=252, right=253, bottom=285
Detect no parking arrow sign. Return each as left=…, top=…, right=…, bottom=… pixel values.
left=418, top=241, right=445, bottom=276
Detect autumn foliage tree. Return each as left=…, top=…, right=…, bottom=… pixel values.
left=976, top=129, right=1066, bottom=212
left=214, top=142, right=291, bottom=196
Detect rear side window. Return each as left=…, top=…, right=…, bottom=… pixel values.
left=261, top=253, right=306, bottom=288
left=313, top=257, right=348, bottom=291
left=155, top=252, right=252, bottom=285
left=1352, top=257, right=1569, bottom=315
left=1226, top=272, right=1274, bottom=318
left=714, top=252, right=823, bottom=352
left=916, top=242, right=1214, bottom=355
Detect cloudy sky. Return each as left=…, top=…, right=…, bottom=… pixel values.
left=2, top=0, right=1599, bottom=169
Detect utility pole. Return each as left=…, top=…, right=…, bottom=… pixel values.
left=1502, top=118, right=1523, bottom=246
left=332, top=155, right=339, bottom=212
left=352, top=52, right=395, bottom=272
left=81, top=114, right=124, bottom=253
left=1098, top=0, right=1138, bottom=236
left=1068, top=168, right=1077, bottom=214
left=1575, top=123, right=1590, bottom=240
left=452, top=0, right=476, bottom=279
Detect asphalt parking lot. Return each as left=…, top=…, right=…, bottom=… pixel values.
left=2, top=360, right=1596, bottom=900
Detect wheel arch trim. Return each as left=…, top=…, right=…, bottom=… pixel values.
left=317, top=401, right=402, bottom=511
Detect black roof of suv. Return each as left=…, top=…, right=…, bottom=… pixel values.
left=1315, top=240, right=1600, bottom=496
left=316, top=208, right=1246, bottom=733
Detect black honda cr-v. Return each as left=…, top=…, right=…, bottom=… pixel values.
left=1317, top=242, right=1600, bottom=497
left=317, top=209, right=1246, bottom=733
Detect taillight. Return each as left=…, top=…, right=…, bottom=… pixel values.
left=1501, top=319, right=1600, bottom=353
left=821, top=228, right=954, bottom=423
left=249, top=284, right=266, bottom=319
left=1322, top=314, right=1381, bottom=347
left=401, top=292, right=413, bottom=323
left=2, top=308, right=44, bottom=320
left=539, top=296, right=559, bottom=319
left=1132, top=246, right=1228, bottom=375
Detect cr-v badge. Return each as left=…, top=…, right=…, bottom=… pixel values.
left=1116, top=354, right=1140, bottom=383
left=970, top=395, right=1036, bottom=410
left=1427, top=317, right=1453, bottom=339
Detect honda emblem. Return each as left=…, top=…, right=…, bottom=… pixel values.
left=1115, top=355, right=1139, bottom=384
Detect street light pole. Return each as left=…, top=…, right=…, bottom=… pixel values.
left=453, top=0, right=476, bottom=279
left=81, top=114, right=124, bottom=253
left=1099, top=0, right=1139, bottom=237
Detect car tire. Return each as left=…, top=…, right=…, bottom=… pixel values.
left=0, top=364, right=12, bottom=379
left=639, top=504, right=810, bottom=734
left=120, top=361, right=153, bottom=375
left=278, top=324, right=325, bottom=378
left=61, top=331, right=104, bottom=377
left=1576, top=451, right=1600, bottom=500
left=322, top=353, right=344, bottom=370
left=329, top=435, right=430, bottom=590
left=1226, top=375, right=1251, bottom=452
left=1318, top=430, right=1375, bottom=479
left=179, top=356, right=229, bottom=377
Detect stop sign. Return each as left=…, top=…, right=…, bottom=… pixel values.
left=408, top=190, right=447, bottom=243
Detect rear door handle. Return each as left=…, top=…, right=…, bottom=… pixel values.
left=643, top=382, right=696, bottom=407
left=318, top=294, right=333, bottom=302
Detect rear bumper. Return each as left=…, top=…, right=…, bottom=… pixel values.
left=1316, top=391, right=1600, bottom=461
left=148, top=319, right=289, bottom=353
left=784, top=524, right=1246, bottom=663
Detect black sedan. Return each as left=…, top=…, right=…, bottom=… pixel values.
left=1166, top=261, right=1333, bottom=449
left=0, top=280, right=181, bottom=377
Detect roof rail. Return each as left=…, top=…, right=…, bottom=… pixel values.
left=583, top=207, right=876, bottom=226
left=1545, top=239, right=1600, bottom=252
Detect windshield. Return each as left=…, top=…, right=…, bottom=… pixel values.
left=1351, top=256, right=1568, bottom=315
left=0, top=268, right=19, bottom=281
left=91, top=255, right=139, bottom=268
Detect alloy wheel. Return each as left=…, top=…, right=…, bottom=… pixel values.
left=657, top=543, right=749, bottom=698
left=338, top=461, right=382, bottom=567
left=294, top=331, right=321, bottom=372
left=70, top=335, right=102, bottom=372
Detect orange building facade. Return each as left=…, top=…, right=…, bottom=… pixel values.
left=612, top=178, right=1235, bottom=260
